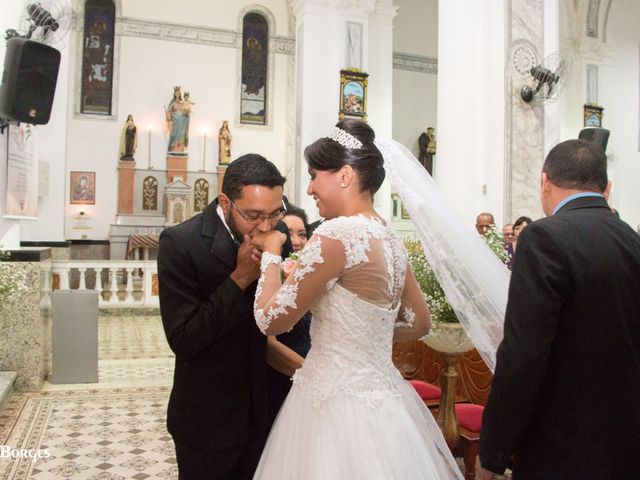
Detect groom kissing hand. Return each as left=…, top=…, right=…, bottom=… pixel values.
left=158, top=154, right=293, bottom=480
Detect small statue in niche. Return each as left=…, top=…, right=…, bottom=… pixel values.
left=218, top=121, right=232, bottom=165
left=119, top=114, right=137, bottom=160
left=418, top=126, right=436, bottom=175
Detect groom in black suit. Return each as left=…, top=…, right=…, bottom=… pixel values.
left=158, top=154, right=292, bottom=480
left=478, top=139, right=640, bottom=479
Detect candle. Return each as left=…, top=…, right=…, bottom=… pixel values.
left=201, top=130, right=208, bottom=172
left=147, top=126, right=153, bottom=169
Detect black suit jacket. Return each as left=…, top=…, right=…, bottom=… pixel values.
left=157, top=201, right=290, bottom=451
left=480, top=196, right=640, bottom=479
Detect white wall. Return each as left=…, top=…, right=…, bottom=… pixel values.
left=0, top=0, right=27, bottom=246
left=560, top=0, right=640, bottom=231
left=60, top=0, right=292, bottom=240
left=0, top=0, right=69, bottom=244
left=600, top=0, right=640, bottom=230
left=392, top=0, right=438, bottom=158
left=436, top=0, right=505, bottom=227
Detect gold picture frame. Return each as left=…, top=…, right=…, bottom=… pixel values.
left=70, top=171, right=96, bottom=205
left=584, top=103, right=604, bottom=128
left=339, top=69, right=368, bottom=121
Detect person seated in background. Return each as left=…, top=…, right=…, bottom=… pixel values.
left=502, top=223, right=515, bottom=270
left=502, top=224, right=515, bottom=243
left=512, top=216, right=533, bottom=253
left=475, top=212, right=495, bottom=236
left=266, top=201, right=312, bottom=424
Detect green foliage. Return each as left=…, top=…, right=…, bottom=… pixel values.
left=404, top=229, right=509, bottom=324
left=482, top=225, right=510, bottom=264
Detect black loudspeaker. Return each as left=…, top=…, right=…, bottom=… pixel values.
left=578, top=127, right=610, bottom=153
left=0, top=37, right=61, bottom=125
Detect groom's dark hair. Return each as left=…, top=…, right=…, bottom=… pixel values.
left=543, top=139, right=607, bottom=192
left=222, top=154, right=286, bottom=200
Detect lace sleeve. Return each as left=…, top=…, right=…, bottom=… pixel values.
left=393, top=266, right=431, bottom=341
left=254, top=234, right=347, bottom=335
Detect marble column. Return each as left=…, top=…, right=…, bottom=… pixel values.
left=288, top=0, right=397, bottom=221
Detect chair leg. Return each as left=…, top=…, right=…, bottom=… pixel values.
left=462, top=439, right=479, bottom=480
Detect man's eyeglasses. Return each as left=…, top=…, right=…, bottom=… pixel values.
left=230, top=200, right=287, bottom=224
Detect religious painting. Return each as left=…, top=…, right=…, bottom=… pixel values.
left=240, top=13, right=268, bottom=125
left=584, top=103, right=604, bottom=127
left=81, top=0, right=115, bottom=115
left=339, top=69, right=368, bottom=121
left=70, top=171, right=96, bottom=205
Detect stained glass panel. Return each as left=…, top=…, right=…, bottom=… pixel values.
left=81, top=0, right=115, bottom=115
left=241, top=13, right=268, bottom=125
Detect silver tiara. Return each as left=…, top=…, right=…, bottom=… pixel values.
left=327, top=127, right=363, bottom=149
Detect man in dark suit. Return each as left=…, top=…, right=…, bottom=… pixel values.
left=478, top=139, right=640, bottom=479
left=157, top=154, right=293, bottom=480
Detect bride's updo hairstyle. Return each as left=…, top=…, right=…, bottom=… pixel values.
left=304, top=119, right=385, bottom=195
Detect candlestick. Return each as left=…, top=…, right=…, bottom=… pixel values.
left=147, top=126, right=153, bottom=169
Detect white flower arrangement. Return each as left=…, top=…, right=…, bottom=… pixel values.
left=405, top=231, right=508, bottom=327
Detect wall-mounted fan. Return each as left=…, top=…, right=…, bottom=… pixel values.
left=17, top=1, right=73, bottom=48
left=520, top=53, right=572, bottom=104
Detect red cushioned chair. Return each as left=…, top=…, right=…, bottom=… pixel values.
left=408, top=379, right=442, bottom=409
left=455, top=403, right=484, bottom=480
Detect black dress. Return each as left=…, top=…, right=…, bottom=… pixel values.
left=267, top=313, right=311, bottom=424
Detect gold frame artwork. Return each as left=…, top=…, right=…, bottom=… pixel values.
left=339, top=69, right=369, bottom=121
left=584, top=103, right=604, bottom=127
left=70, top=171, right=96, bottom=205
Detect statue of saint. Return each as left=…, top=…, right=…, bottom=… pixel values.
left=218, top=121, right=232, bottom=165
left=165, top=86, right=191, bottom=154
left=418, top=127, right=436, bottom=175
left=119, top=114, right=137, bottom=160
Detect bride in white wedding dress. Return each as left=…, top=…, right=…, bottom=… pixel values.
left=250, top=120, right=464, bottom=479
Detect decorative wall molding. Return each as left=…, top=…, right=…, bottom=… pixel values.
left=392, top=52, right=438, bottom=75
left=586, top=0, right=601, bottom=38
left=115, top=17, right=295, bottom=55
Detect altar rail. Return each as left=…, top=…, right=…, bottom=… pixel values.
left=51, top=260, right=159, bottom=308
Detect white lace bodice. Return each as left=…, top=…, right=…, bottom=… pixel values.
left=254, top=215, right=426, bottom=404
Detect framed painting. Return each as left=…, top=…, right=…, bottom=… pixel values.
left=339, top=69, right=368, bottom=121
left=584, top=103, right=604, bottom=127
left=70, top=171, right=96, bottom=205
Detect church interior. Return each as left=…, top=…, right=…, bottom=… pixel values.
left=1, top=0, right=639, bottom=478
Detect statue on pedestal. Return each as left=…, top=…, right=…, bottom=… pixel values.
left=119, top=114, right=137, bottom=160
left=418, top=127, right=437, bottom=176
left=218, top=121, right=232, bottom=165
left=165, top=86, right=191, bottom=155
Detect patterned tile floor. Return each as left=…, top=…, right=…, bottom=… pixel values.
left=1, top=316, right=177, bottom=480
left=1, top=316, right=508, bottom=479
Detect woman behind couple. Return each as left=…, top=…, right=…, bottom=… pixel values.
left=251, top=119, right=462, bottom=479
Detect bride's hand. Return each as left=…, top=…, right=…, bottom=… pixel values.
left=251, top=230, right=287, bottom=255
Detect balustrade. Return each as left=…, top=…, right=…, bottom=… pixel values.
left=50, top=260, right=159, bottom=307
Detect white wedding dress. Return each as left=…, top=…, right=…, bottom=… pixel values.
left=253, top=216, right=463, bottom=480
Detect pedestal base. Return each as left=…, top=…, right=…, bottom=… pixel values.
left=216, top=165, right=227, bottom=194
left=167, top=155, right=188, bottom=183
left=437, top=352, right=462, bottom=449
left=117, top=160, right=136, bottom=214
